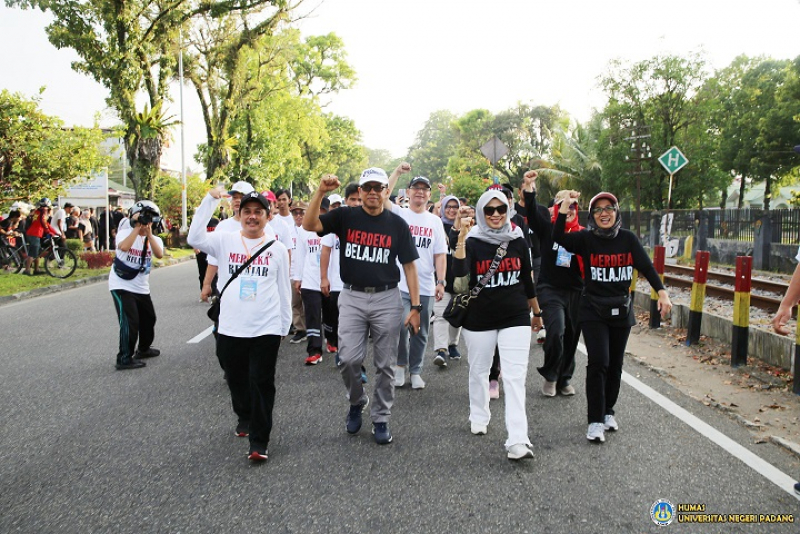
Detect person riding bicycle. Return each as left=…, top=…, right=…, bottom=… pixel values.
left=23, top=198, right=59, bottom=276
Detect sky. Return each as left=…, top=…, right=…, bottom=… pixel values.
left=2, top=0, right=800, bottom=174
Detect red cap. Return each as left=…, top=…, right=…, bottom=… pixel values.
left=261, top=190, right=278, bottom=202
left=589, top=192, right=618, bottom=211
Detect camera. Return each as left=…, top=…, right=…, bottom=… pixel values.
left=136, top=208, right=161, bottom=226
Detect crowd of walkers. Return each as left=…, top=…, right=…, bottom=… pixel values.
left=104, top=164, right=677, bottom=463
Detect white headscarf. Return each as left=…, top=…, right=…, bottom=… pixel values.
left=468, top=190, right=524, bottom=245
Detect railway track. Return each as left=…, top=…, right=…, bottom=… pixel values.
left=661, top=264, right=791, bottom=315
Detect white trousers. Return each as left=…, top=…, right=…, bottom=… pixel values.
left=432, top=291, right=462, bottom=351
left=463, top=325, right=532, bottom=448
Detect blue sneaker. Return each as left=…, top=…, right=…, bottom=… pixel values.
left=346, top=397, right=368, bottom=434
left=360, top=366, right=368, bottom=384
left=372, top=422, right=393, bottom=445
left=448, top=344, right=461, bottom=360
left=794, top=481, right=800, bottom=496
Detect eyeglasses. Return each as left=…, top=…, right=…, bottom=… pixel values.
left=445, top=204, right=459, bottom=210
left=591, top=206, right=616, bottom=215
left=409, top=185, right=431, bottom=191
left=360, top=183, right=387, bottom=193
left=483, top=204, right=508, bottom=216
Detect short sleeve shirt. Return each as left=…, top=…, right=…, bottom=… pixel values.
left=318, top=206, right=418, bottom=287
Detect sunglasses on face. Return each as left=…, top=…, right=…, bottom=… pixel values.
left=591, top=206, right=616, bottom=215
left=483, top=204, right=508, bottom=216
left=360, top=184, right=387, bottom=193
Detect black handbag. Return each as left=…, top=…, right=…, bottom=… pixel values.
left=208, top=240, right=275, bottom=323
left=113, top=239, right=148, bottom=280
left=443, top=241, right=509, bottom=328
left=585, top=292, right=631, bottom=320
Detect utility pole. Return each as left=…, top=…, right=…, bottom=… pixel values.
left=624, top=121, right=652, bottom=237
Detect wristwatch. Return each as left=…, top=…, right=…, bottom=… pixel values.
left=410, top=304, right=423, bottom=312
left=436, top=280, right=446, bottom=286
left=533, top=310, right=543, bottom=317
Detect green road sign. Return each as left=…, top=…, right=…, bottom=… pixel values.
left=658, top=146, right=688, bottom=175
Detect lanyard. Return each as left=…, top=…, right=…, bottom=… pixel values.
left=239, top=233, right=266, bottom=260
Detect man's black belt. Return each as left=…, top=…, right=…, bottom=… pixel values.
left=343, top=283, right=397, bottom=294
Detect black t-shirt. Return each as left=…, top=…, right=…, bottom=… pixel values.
left=553, top=212, right=665, bottom=324
left=318, top=206, right=419, bottom=287
left=65, top=215, right=80, bottom=239
left=452, top=236, right=536, bottom=331
left=514, top=201, right=541, bottom=258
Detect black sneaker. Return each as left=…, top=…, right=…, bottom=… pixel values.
left=235, top=421, right=249, bottom=438
left=795, top=481, right=800, bottom=496
left=289, top=331, right=307, bottom=344
left=448, top=344, right=461, bottom=360
left=433, top=350, right=447, bottom=367
left=346, top=397, right=369, bottom=434
left=135, top=347, right=161, bottom=359
left=115, top=359, right=146, bottom=370
left=372, top=422, right=393, bottom=445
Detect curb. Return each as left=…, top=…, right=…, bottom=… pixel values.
left=629, top=352, right=800, bottom=460
left=0, top=254, right=195, bottom=307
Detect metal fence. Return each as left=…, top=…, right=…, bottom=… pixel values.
left=577, top=208, right=800, bottom=245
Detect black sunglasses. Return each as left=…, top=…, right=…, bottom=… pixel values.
left=360, top=183, right=387, bottom=193
left=483, top=204, right=508, bottom=216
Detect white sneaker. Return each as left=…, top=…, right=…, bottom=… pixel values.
left=542, top=380, right=556, bottom=397
left=559, top=384, right=576, bottom=396
left=410, top=374, right=426, bottom=389
left=587, top=422, right=606, bottom=443
left=393, top=366, right=406, bottom=387
left=536, top=328, right=546, bottom=344
left=604, top=414, right=619, bottom=431
left=507, top=443, right=534, bottom=460
left=470, top=423, right=488, bottom=435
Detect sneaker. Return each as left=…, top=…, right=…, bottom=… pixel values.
left=326, top=343, right=338, bottom=354
left=372, top=422, right=393, bottom=445
left=115, top=359, right=146, bottom=370
left=393, top=366, right=406, bottom=387
left=360, top=366, right=368, bottom=384
left=604, top=414, right=619, bottom=431
left=542, top=380, right=557, bottom=397
left=346, top=397, right=368, bottom=434
left=289, top=331, right=307, bottom=344
left=410, top=374, right=425, bottom=389
left=448, top=344, right=461, bottom=360
left=248, top=449, right=268, bottom=462
left=794, top=481, right=800, bottom=496
left=489, top=379, right=500, bottom=399
left=134, top=347, right=160, bottom=359
left=305, top=354, right=323, bottom=365
left=235, top=421, right=249, bottom=438
left=433, top=350, right=447, bottom=368
left=587, top=422, right=606, bottom=443
left=288, top=325, right=297, bottom=336
left=507, top=443, right=534, bottom=460
left=470, top=423, right=488, bottom=435
left=536, top=328, right=546, bottom=344
left=559, top=384, right=576, bottom=396
left=335, top=353, right=342, bottom=367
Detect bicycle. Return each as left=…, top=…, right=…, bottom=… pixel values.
left=0, top=233, right=78, bottom=278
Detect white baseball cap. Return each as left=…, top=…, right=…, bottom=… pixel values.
left=358, top=168, right=389, bottom=187
left=228, top=181, right=255, bottom=195
left=328, top=194, right=344, bottom=205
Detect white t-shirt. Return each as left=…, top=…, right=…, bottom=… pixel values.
left=206, top=217, right=241, bottom=267
left=292, top=226, right=322, bottom=290
left=268, top=217, right=293, bottom=251
left=51, top=207, right=66, bottom=235
left=276, top=213, right=294, bottom=231
left=392, top=205, right=448, bottom=297
left=108, top=225, right=164, bottom=295
left=321, top=233, right=343, bottom=292
left=188, top=194, right=291, bottom=337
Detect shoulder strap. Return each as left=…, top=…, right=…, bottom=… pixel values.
left=218, top=239, right=276, bottom=300
left=469, top=241, right=509, bottom=298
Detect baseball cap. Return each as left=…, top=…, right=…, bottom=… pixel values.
left=589, top=192, right=618, bottom=211
left=408, top=176, right=431, bottom=189
left=261, top=190, right=278, bottom=203
left=320, top=197, right=331, bottom=212
left=358, top=167, right=389, bottom=187
left=328, top=193, right=343, bottom=205
left=228, top=181, right=255, bottom=195
left=239, top=191, right=270, bottom=211
left=290, top=201, right=309, bottom=212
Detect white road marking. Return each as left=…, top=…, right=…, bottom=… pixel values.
left=187, top=326, right=214, bottom=344
left=577, top=342, right=800, bottom=501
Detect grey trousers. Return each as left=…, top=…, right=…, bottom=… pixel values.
left=338, top=288, right=404, bottom=423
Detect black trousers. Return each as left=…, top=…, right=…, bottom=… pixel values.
left=322, top=290, right=340, bottom=348
left=580, top=320, right=631, bottom=424
left=110, top=289, right=156, bottom=365
left=536, top=285, right=581, bottom=387
left=217, top=334, right=280, bottom=453
left=301, top=288, right=323, bottom=356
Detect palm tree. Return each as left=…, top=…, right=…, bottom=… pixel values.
left=127, top=103, right=177, bottom=199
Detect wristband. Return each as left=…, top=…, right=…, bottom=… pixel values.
left=436, top=280, right=445, bottom=286
left=533, top=310, right=543, bottom=317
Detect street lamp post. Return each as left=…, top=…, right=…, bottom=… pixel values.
left=179, top=26, right=188, bottom=234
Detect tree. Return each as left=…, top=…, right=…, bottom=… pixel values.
left=407, top=110, right=459, bottom=186
left=0, top=89, right=107, bottom=202
left=154, top=171, right=210, bottom=225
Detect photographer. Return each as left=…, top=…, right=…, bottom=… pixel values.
left=109, top=200, right=164, bottom=370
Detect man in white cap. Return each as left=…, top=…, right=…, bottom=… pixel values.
left=303, top=165, right=421, bottom=446
left=328, top=194, right=343, bottom=210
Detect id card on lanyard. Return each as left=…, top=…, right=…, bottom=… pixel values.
left=238, top=234, right=265, bottom=301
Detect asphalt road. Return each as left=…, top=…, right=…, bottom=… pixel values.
left=1, top=261, right=799, bottom=533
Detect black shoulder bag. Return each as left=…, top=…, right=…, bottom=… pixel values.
left=207, top=240, right=275, bottom=323
left=443, top=241, right=509, bottom=328
left=113, top=238, right=149, bottom=280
